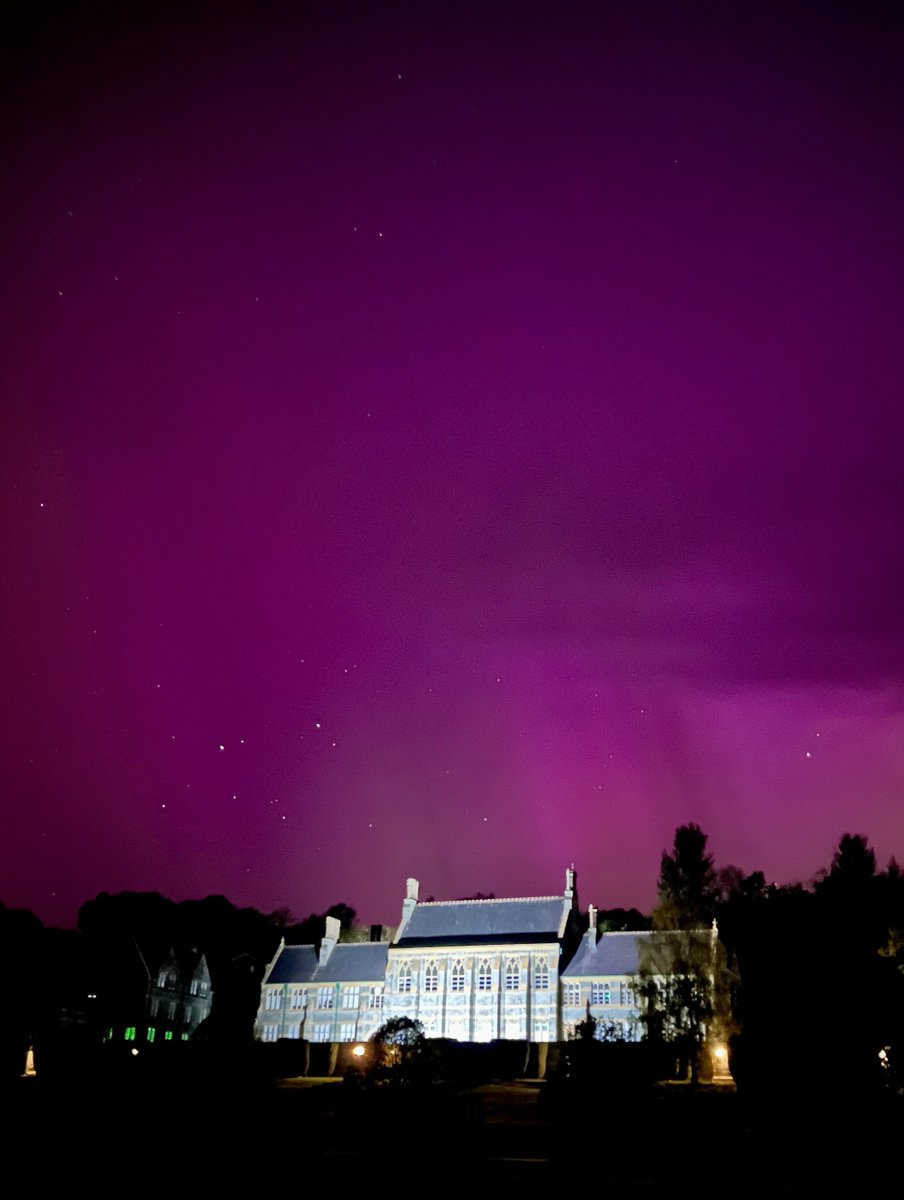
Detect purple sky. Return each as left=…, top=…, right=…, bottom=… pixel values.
left=3, top=2, right=903, bottom=928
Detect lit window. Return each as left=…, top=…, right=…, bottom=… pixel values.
left=263, top=1025, right=278, bottom=1042
left=168, top=1001, right=177, bottom=1019
left=147, top=1026, right=156, bottom=1043
left=287, top=1024, right=301, bottom=1039
left=477, top=961, right=492, bottom=991
left=164, top=1031, right=173, bottom=1041
left=534, top=961, right=549, bottom=991
left=181, top=1033, right=189, bottom=1041
left=316, top=987, right=334, bottom=1009
left=451, top=962, right=465, bottom=992
left=505, top=959, right=520, bottom=991
left=604, top=983, right=611, bottom=1006
left=124, top=1026, right=136, bottom=1042
left=398, top=964, right=412, bottom=993
left=341, top=986, right=360, bottom=1009
left=533, top=1020, right=551, bottom=1041
left=190, top=979, right=199, bottom=996
left=424, top=962, right=438, bottom=992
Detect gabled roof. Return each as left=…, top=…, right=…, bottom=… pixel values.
left=562, top=929, right=714, bottom=978
left=394, top=896, right=567, bottom=947
left=265, top=942, right=388, bottom=985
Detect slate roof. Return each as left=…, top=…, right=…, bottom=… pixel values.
left=265, top=942, right=388, bottom=984
left=395, top=897, right=567, bottom=947
left=562, top=929, right=713, bottom=978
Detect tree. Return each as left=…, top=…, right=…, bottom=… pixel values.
left=655, top=823, right=717, bottom=929
left=367, top=1016, right=437, bottom=1086
left=633, top=927, right=730, bottom=1084
left=634, top=825, right=731, bottom=1083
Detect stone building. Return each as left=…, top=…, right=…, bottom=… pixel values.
left=257, top=867, right=582, bottom=1047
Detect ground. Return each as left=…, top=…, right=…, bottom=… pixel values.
left=6, top=1070, right=900, bottom=1191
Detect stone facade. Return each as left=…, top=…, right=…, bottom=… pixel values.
left=257, top=868, right=582, bottom=1045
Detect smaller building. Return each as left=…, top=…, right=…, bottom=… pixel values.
left=561, top=909, right=647, bottom=1040
left=257, top=917, right=389, bottom=1045
left=104, top=945, right=213, bottom=1047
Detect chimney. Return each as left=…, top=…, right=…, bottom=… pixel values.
left=587, top=904, right=597, bottom=943
left=319, top=915, right=340, bottom=965
left=395, top=877, right=420, bottom=941
left=565, top=865, right=576, bottom=901
left=370, top=923, right=383, bottom=943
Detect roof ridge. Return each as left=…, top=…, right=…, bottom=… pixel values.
left=420, top=895, right=561, bottom=907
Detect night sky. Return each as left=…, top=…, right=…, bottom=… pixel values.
left=3, top=2, right=903, bottom=928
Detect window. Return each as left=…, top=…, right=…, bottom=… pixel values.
left=341, top=986, right=360, bottom=1009
left=147, top=1026, right=156, bottom=1043
left=533, top=1020, right=551, bottom=1041
left=477, top=960, right=492, bottom=991
left=534, top=961, right=550, bottom=991
left=504, top=959, right=520, bottom=991
left=398, top=963, right=412, bottom=993
left=265, top=988, right=282, bottom=1011
left=338, top=1022, right=356, bottom=1041
left=590, top=982, right=610, bottom=1005
left=149, top=997, right=159, bottom=1017
left=450, top=961, right=465, bottom=992
left=190, top=979, right=199, bottom=996
left=168, top=1001, right=177, bottom=1019
left=620, top=982, right=635, bottom=1007
left=424, top=962, right=438, bottom=992
left=181, top=1033, right=189, bottom=1041
left=313, top=1025, right=331, bottom=1043
left=164, top=1031, right=173, bottom=1041
left=124, top=1026, right=136, bottom=1042
left=316, top=987, right=334, bottom=1010
left=369, top=987, right=383, bottom=1009
left=262, top=1025, right=278, bottom=1042
left=563, top=982, right=581, bottom=1007
left=290, top=987, right=306, bottom=1010
left=287, top=1024, right=301, bottom=1039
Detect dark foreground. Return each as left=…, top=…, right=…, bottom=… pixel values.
left=8, top=1069, right=901, bottom=1191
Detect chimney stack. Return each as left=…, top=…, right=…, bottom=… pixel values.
left=319, top=915, right=340, bottom=965
left=587, top=904, right=597, bottom=943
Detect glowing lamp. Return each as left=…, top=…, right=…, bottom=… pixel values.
left=352, top=1044, right=366, bottom=1058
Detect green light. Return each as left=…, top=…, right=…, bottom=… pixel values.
left=164, top=1031, right=173, bottom=1041
left=124, top=1026, right=136, bottom=1042
left=147, top=1026, right=156, bottom=1042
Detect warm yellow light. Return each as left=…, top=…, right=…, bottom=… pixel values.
left=714, top=1045, right=726, bottom=1060
left=352, top=1044, right=366, bottom=1058
left=131, top=1048, right=139, bottom=1056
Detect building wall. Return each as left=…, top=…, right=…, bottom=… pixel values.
left=560, top=975, right=642, bottom=1040
left=257, top=980, right=385, bottom=1043
left=384, top=945, right=559, bottom=1043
